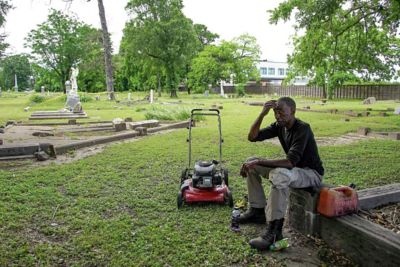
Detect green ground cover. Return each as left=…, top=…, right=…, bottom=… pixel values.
left=0, top=92, right=399, bottom=266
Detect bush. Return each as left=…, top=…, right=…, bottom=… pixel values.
left=80, top=94, right=93, bottom=103
left=29, top=94, right=46, bottom=103
left=235, top=84, right=246, bottom=97
left=144, top=106, right=204, bottom=121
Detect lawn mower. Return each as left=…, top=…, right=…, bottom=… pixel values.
left=177, top=108, right=233, bottom=208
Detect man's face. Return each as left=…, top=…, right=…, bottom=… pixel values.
left=273, top=101, right=294, bottom=127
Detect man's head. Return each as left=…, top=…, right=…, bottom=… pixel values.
left=274, top=97, right=296, bottom=128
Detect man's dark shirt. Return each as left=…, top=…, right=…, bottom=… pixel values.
left=254, top=119, right=324, bottom=176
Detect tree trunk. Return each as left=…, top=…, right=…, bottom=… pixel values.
left=157, top=71, right=161, bottom=97
left=170, top=89, right=177, bottom=98
left=97, top=0, right=115, bottom=100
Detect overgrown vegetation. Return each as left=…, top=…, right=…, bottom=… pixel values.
left=0, top=92, right=399, bottom=266
left=29, top=94, right=46, bottom=103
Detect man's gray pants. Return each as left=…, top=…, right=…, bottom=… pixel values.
left=245, top=157, right=322, bottom=222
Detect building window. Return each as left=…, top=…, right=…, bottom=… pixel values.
left=260, top=67, right=268, bottom=75
left=268, top=68, right=275, bottom=75
left=278, top=68, right=285, bottom=76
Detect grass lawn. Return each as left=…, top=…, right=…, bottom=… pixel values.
left=0, top=92, right=399, bottom=266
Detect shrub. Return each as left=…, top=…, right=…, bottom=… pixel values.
left=144, top=106, right=204, bottom=121
left=80, top=94, right=93, bottom=103
left=29, top=94, right=46, bottom=103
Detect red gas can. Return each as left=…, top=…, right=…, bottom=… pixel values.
left=317, top=186, right=359, bottom=217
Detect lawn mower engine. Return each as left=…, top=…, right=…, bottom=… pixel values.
left=192, top=160, right=222, bottom=188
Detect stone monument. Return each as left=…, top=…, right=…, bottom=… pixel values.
left=65, top=66, right=83, bottom=113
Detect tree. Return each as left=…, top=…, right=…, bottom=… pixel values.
left=0, top=54, right=32, bottom=90
left=54, top=0, right=115, bottom=99
left=187, top=34, right=261, bottom=93
left=270, top=0, right=400, bottom=98
left=25, top=9, right=104, bottom=93
left=123, top=0, right=199, bottom=97
left=0, top=0, right=12, bottom=57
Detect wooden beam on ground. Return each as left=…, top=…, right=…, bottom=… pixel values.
left=320, top=214, right=400, bottom=267
left=358, top=183, right=400, bottom=210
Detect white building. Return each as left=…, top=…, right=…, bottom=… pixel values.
left=257, top=60, right=308, bottom=85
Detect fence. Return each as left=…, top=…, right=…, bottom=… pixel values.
left=217, top=84, right=400, bottom=100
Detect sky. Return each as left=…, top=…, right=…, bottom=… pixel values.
left=3, top=0, right=295, bottom=62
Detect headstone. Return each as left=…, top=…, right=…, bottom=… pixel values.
left=14, top=74, right=18, bottom=92
left=41, top=86, right=45, bottom=94
left=220, top=80, right=225, bottom=97
left=0, top=87, right=2, bottom=97
left=363, top=97, right=376, bottom=104
left=24, top=106, right=30, bottom=112
left=128, top=93, right=131, bottom=101
left=394, top=107, right=400, bottom=115
left=136, top=127, right=147, bottom=136
left=150, top=89, right=154, bottom=103
left=113, top=118, right=126, bottom=132
left=204, top=90, right=209, bottom=97
left=357, top=127, right=370, bottom=136
left=95, top=95, right=100, bottom=101
left=388, top=132, right=400, bottom=140
left=66, top=94, right=81, bottom=112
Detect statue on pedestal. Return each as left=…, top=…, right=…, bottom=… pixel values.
left=70, top=66, right=79, bottom=95
left=65, top=65, right=82, bottom=113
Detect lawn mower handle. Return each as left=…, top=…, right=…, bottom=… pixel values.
left=188, top=108, right=223, bottom=168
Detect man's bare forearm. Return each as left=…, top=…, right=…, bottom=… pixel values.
left=248, top=113, right=265, bottom=141
left=255, top=158, right=294, bottom=169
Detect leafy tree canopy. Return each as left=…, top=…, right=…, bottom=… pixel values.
left=123, top=0, right=200, bottom=97
left=0, top=54, right=32, bottom=90
left=270, top=0, right=400, bottom=98
left=187, top=34, right=261, bottom=93
left=0, top=0, right=12, bottom=57
left=25, top=9, right=104, bottom=93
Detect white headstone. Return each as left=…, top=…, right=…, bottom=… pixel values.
left=150, top=89, right=154, bottom=103
left=41, top=86, right=45, bottom=94
left=394, top=107, right=400, bottom=115
left=220, top=80, right=225, bottom=97
left=128, top=92, right=131, bottom=101
left=14, top=74, right=18, bottom=92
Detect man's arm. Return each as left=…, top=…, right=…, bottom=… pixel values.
left=248, top=100, right=277, bottom=141
left=240, top=158, right=293, bottom=177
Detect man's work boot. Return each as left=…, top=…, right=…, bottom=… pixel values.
left=237, top=207, right=266, bottom=224
left=249, top=218, right=284, bottom=250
